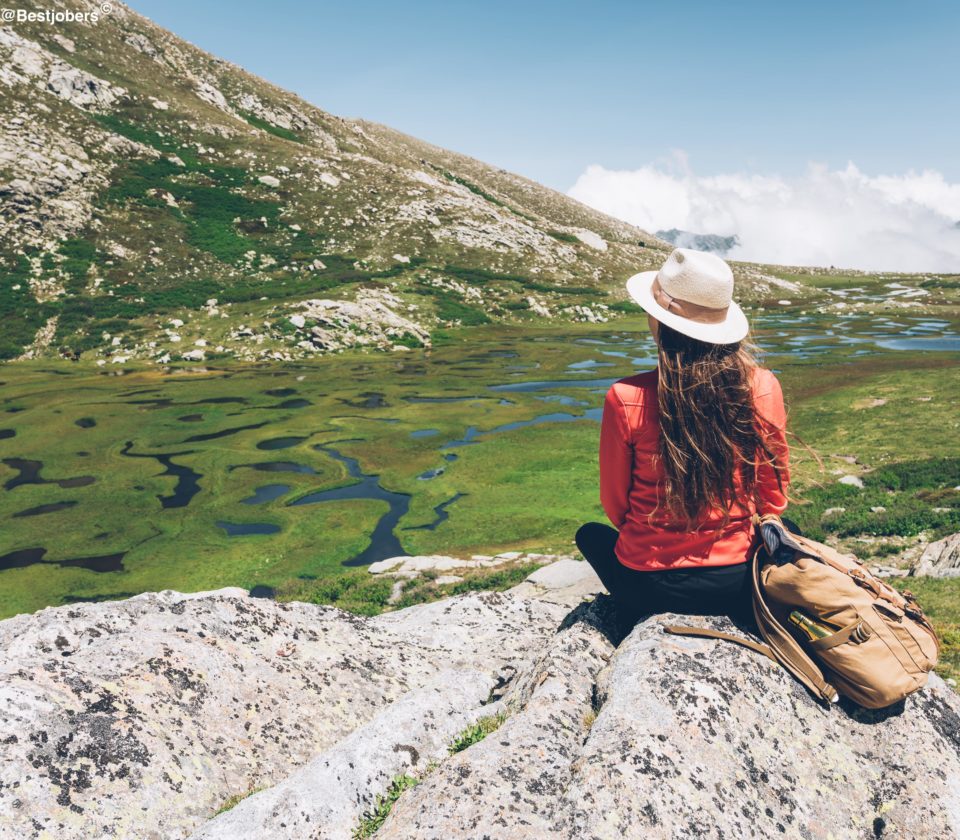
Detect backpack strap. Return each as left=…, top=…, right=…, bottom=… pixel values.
left=662, top=625, right=777, bottom=663
left=663, top=540, right=840, bottom=706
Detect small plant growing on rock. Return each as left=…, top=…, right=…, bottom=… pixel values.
left=353, top=773, right=419, bottom=838
left=213, top=785, right=264, bottom=816
left=448, top=711, right=507, bottom=755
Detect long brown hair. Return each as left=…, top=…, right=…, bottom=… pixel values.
left=655, top=321, right=783, bottom=527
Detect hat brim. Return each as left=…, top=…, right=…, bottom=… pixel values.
left=625, top=271, right=749, bottom=345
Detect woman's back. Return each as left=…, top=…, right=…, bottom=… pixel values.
left=599, top=365, right=790, bottom=571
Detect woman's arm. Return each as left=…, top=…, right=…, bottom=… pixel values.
left=755, top=372, right=790, bottom=515
left=599, top=386, right=633, bottom=528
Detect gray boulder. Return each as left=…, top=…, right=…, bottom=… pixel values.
left=0, top=588, right=565, bottom=840
left=912, top=532, right=960, bottom=577
left=379, top=605, right=960, bottom=840
left=2, top=577, right=959, bottom=840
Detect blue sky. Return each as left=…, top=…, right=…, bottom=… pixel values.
left=126, top=0, right=960, bottom=270
left=126, top=0, right=958, bottom=189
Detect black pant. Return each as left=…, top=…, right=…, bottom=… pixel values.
left=575, top=522, right=754, bottom=626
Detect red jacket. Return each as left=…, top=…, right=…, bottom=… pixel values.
left=599, top=366, right=789, bottom=571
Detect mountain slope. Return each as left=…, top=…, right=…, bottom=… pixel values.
left=0, top=1, right=677, bottom=364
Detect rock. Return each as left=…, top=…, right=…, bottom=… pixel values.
left=911, top=532, right=960, bottom=577
left=258, top=175, right=280, bottom=188
left=236, top=92, right=313, bottom=134
left=574, top=228, right=608, bottom=251
left=3, top=576, right=960, bottom=839
left=51, top=35, right=75, bottom=54
left=838, top=474, right=865, bottom=488
left=369, top=554, right=499, bottom=578
left=0, top=589, right=565, bottom=839
left=191, top=673, right=491, bottom=840
left=46, top=61, right=123, bottom=109
left=526, top=295, right=551, bottom=317
left=182, top=349, right=205, bottom=361
left=194, top=80, right=231, bottom=113
left=293, top=289, right=430, bottom=354
left=378, top=605, right=960, bottom=840
left=871, top=564, right=910, bottom=578
left=288, top=314, right=306, bottom=329
left=507, top=557, right=605, bottom=607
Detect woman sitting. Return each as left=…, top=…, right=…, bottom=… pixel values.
left=576, top=248, right=790, bottom=626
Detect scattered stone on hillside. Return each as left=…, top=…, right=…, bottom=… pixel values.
left=193, top=79, right=232, bottom=113
left=911, top=532, right=960, bottom=577
left=526, top=295, right=551, bottom=317
left=507, top=556, right=605, bottom=607
left=15, top=315, right=58, bottom=360
left=51, top=34, right=75, bottom=53
left=0, top=28, right=124, bottom=109
left=236, top=92, right=312, bottom=133
left=284, top=288, right=431, bottom=354
left=0, top=588, right=565, bottom=840
left=838, top=474, right=865, bottom=488
left=124, top=31, right=160, bottom=58
left=257, top=174, right=280, bottom=188
left=369, top=552, right=573, bottom=579
left=574, top=228, right=607, bottom=251
left=561, top=303, right=610, bottom=323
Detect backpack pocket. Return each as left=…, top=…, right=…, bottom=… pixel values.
left=809, top=609, right=927, bottom=708
left=868, top=601, right=938, bottom=674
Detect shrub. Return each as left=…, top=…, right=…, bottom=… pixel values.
left=274, top=569, right=394, bottom=616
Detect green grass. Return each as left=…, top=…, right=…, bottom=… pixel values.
left=0, top=254, right=51, bottom=360
left=353, top=774, right=419, bottom=839
left=275, top=570, right=395, bottom=616
left=448, top=712, right=507, bottom=754
left=240, top=111, right=303, bottom=143
left=1, top=318, right=957, bottom=619
left=786, top=458, right=960, bottom=542
left=392, top=563, right=543, bottom=610
left=213, top=786, right=264, bottom=816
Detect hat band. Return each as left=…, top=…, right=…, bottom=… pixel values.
left=652, top=276, right=729, bottom=324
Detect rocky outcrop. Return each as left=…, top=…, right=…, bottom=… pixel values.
left=2, top=565, right=959, bottom=840
left=0, top=588, right=566, bottom=840
left=912, top=532, right=960, bottom=577
left=378, top=606, right=960, bottom=839
left=289, top=288, right=431, bottom=353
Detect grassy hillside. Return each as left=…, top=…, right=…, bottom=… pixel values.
left=5, top=2, right=956, bottom=368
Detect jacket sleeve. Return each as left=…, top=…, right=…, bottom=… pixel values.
left=599, top=386, right=633, bottom=529
left=754, top=372, right=790, bottom=515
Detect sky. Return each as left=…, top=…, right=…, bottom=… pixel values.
left=127, top=0, right=960, bottom=271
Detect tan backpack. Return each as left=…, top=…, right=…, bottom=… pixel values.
left=666, top=514, right=940, bottom=709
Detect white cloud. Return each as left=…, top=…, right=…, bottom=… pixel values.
left=567, top=157, right=960, bottom=272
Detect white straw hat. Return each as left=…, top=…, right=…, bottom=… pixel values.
left=625, top=248, right=749, bottom=344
